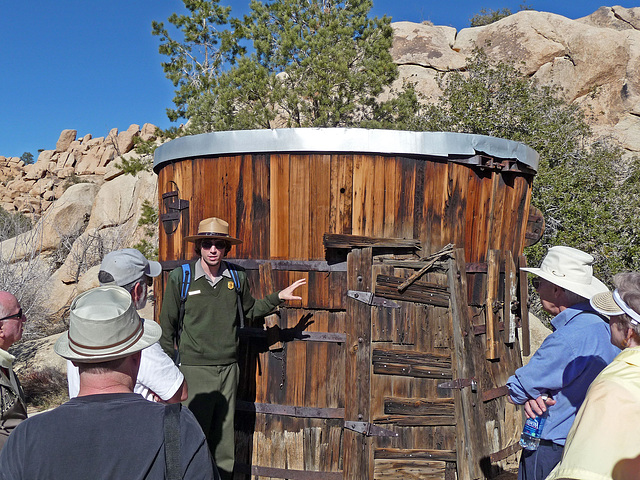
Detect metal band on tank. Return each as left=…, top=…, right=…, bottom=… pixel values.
left=153, top=128, right=539, bottom=173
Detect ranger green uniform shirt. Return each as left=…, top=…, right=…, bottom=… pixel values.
left=159, top=260, right=282, bottom=365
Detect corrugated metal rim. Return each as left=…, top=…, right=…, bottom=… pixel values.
left=153, top=128, right=539, bottom=172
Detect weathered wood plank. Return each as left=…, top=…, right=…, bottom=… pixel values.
left=372, top=349, right=451, bottom=368
left=448, top=249, right=487, bottom=480
left=352, top=154, right=375, bottom=236
left=236, top=401, right=345, bottom=419
left=383, top=397, right=455, bottom=416
left=324, top=233, right=420, bottom=250
left=373, top=363, right=452, bottom=380
left=419, top=160, right=438, bottom=256
left=485, top=249, right=500, bottom=360
left=375, top=275, right=449, bottom=307
left=486, top=171, right=506, bottom=252
left=329, top=153, right=353, bottom=235
left=270, top=153, right=290, bottom=259
left=383, top=156, right=399, bottom=238
left=399, top=157, right=418, bottom=241
left=310, top=154, right=331, bottom=259
left=374, top=459, right=446, bottom=480
left=373, top=415, right=456, bottom=426
left=344, top=247, right=373, bottom=479
left=445, top=162, right=469, bottom=255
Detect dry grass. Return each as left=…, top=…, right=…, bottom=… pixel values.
left=20, top=366, right=69, bottom=411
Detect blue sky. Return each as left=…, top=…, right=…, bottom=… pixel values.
left=1, top=1, right=637, bottom=159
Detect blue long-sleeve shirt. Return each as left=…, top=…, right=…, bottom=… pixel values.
left=507, top=302, right=619, bottom=445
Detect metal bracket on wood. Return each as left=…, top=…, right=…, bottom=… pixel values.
left=437, top=378, right=477, bottom=392
left=347, top=290, right=400, bottom=308
left=344, top=421, right=398, bottom=437
left=160, top=190, right=189, bottom=234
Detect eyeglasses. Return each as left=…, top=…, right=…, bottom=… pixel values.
left=201, top=240, right=228, bottom=251
left=531, top=277, right=541, bottom=289
left=0, top=309, right=23, bottom=322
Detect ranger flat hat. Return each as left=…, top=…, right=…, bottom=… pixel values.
left=54, top=286, right=161, bottom=363
left=521, top=246, right=608, bottom=300
left=183, top=217, right=242, bottom=245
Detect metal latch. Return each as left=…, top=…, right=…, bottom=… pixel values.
left=437, top=378, right=477, bottom=392
left=344, top=421, right=398, bottom=437
left=347, top=290, right=400, bottom=308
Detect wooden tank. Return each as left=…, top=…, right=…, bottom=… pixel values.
left=153, top=128, right=541, bottom=480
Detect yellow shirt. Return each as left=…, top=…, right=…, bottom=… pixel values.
left=546, top=346, right=640, bottom=480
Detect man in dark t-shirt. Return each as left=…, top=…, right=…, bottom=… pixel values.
left=0, top=286, right=218, bottom=480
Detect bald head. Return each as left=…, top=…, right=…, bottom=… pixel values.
left=0, top=291, right=18, bottom=317
left=0, top=291, right=25, bottom=350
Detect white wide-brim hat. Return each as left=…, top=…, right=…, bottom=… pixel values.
left=54, top=285, right=161, bottom=363
left=522, top=246, right=608, bottom=299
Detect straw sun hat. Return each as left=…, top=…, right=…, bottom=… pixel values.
left=183, top=217, right=242, bottom=245
left=591, top=289, right=640, bottom=325
left=54, top=286, right=161, bottom=363
left=521, top=246, right=608, bottom=300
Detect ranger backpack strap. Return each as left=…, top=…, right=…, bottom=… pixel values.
left=173, top=263, right=192, bottom=365
left=226, top=262, right=246, bottom=329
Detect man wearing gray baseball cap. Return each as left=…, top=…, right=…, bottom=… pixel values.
left=67, top=249, right=187, bottom=404
left=0, top=286, right=217, bottom=479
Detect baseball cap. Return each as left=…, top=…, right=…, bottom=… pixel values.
left=99, top=249, right=162, bottom=287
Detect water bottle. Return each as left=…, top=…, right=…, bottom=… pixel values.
left=519, top=395, right=549, bottom=451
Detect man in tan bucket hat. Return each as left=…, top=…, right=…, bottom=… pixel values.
left=159, top=217, right=306, bottom=480
left=506, top=246, right=619, bottom=480
left=0, top=286, right=217, bottom=479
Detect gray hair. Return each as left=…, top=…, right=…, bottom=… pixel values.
left=613, top=272, right=640, bottom=337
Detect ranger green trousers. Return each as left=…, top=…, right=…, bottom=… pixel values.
left=181, top=363, right=238, bottom=480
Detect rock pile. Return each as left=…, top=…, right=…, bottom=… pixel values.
left=0, top=123, right=158, bottom=216
left=391, top=5, right=640, bottom=158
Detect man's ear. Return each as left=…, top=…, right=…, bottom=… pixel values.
left=552, top=284, right=565, bottom=299
left=131, top=281, right=143, bottom=302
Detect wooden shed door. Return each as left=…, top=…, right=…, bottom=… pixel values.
left=343, top=246, right=522, bottom=480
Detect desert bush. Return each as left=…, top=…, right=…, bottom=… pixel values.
left=20, top=367, right=68, bottom=410
left=0, top=208, right=32, bottom=242
left=0, top=229, right=53, bottom=339
left=132, top=200, right=159, bottom=260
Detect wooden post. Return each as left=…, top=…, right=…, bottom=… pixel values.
left=504, top=251, right=517, bottom=344
left=448, top=249, right=487, bottom=480
left=344, top=247, right=374, bottom=479
left=518, top=255, right=531, bottom=356
left=485, top=250, right=500, bottom=360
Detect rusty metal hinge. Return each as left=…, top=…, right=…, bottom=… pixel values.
left=344, top=421, right=398, bottom=437
left=347, top=290, right=400, bottom=308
